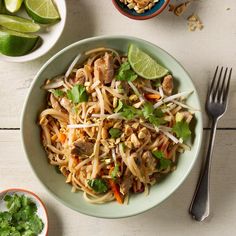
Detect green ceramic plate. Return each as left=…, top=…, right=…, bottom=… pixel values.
left=21, top=36, right=203, bottom=218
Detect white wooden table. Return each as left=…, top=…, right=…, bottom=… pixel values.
left=1, top=0, right=236, bottom=235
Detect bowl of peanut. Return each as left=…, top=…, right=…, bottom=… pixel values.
left=112, top=0, right=170, bottom=20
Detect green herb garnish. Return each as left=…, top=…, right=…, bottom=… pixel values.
left=152, top=150, right=171, bottom=170
left=142, top=102, right=166, bottom=127
left=151, top=79, right=162, bottom=88
left=114, top=100, right=123, bottom=113
left=121, top=104, right=142, bottom=120
left=172, top=120, right=191, bottom=141
left=109, top=128, right=122, bottom=139
left=110, top=164, right=119, bottom=179
left=67, top=84, right=88, bottom=104
left=116, top=61, right=138, bottom=82
left=0, top=194, right=44, bottom=235
left=52, top=89, right=64, bottom=97
left=87, top=178, right=108, bottom=193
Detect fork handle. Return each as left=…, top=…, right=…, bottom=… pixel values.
left=189, top=118, right=218, bottom=221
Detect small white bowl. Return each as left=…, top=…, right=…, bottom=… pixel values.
left=0, top=188, right=49, bottom=236
left=0, top=0, right=66, bottom=62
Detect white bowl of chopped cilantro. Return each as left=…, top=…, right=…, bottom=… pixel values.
left=21, top=35, right=203, bottom=218
left=0, top=188, right=48, bottom=236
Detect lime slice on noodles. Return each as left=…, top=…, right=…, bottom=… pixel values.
left=4, top=0, right=23, bottom=13
left=0, top=14, right=40, bottom=32
left=25, top=0, right=60, bottom=24
left=0, top=28, right=39, bottom=56
left=128, top=44, right=168, bottom=80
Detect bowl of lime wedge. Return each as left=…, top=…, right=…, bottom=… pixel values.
left=0, top=0, right=66, bottom=62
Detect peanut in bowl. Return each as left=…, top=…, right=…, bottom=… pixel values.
left=112, top=0, right=170, bottom=20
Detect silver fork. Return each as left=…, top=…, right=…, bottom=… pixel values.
left=189, top=66, right=232, bottom=221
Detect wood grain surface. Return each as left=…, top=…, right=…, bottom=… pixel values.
left=0, top=0, right=236, bottom=235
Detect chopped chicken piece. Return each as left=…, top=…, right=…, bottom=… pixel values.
left=162, top=75, right=173, bottom=96
left=94, top=53, right=114, bottom=84
left=71, top=140, right=94, bottom=156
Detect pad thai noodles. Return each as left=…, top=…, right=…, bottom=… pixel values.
left=39, top=45, right=196, bottom=204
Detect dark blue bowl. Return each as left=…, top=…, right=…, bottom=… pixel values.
left=112, top=0, right=170, bottom=20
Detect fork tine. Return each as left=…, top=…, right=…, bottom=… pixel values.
left=218, top=67, right=228, bottom=102
left=223, top=68, right=232, bottom=103
left=212, top=66, right=223, bottom=102
left=208, top=66, right=219, bottom=102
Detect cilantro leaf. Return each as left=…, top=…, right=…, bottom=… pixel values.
left=27, top=215, right=44, bottom=234
left=0, top=211, right=12, bottom=228
left=142, top=102, right=166, bottom=127
left=154, top=108, right=164, bottom=118
left=52, top=89, right=64, bottom=97
left=110, top=164, right=119, bottom=179
left=172, top=120, right=191, bottom=141
left=159, top=158, right=171, bottom=169
left=67, top=84, right=88, bottom=104
left=87, top=178, right=108, bottom=193
left=116, top=61, right=138, bottom=81
left=148, top=115, right=166, bottom=127
left=151, top=79, right=162, bottom=88
left=152, top=150, right=165, bottom=159
left=109, top=128, right=122, bottom=139
left=4, top=194, right=21, bottom=213
left=142, top=102, right=154, bottom=119
left=121, top=104, right=142, bottom=120
left=152, top=150, right=171, bottom=169
left=114, top=100, right=123, bottom=113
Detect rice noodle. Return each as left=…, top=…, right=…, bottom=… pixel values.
left=38, top=47, right=195, bottom=205
left=67, top=123, right=99, bottom=129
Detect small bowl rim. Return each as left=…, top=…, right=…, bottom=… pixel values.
left=0, top=0, right=67, bottom=63
left=112, top=0, right=170, bottom=20
left=0, top=188, right=49, bottom=236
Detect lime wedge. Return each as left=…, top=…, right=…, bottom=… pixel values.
left=0, top=14, right=40, bottom=32
left=4, top=0, right=23, bottom=13
left=0, top=27, right=39, bottom=56
left=25, top=0, right=60, bottom=24
left=128, top=44, right=168, bottom=80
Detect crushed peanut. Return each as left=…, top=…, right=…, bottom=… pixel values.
left=187, top=14, right=204, bottom=31
left=130, top=133, right=141, bottom=148
left=168, top=1, right=191, bottom=16
left=168, top=1, right=204, bottom=32
left=174, top=1, right=191, bottom=16
left=119, top=0, right=159, bottom=14
left=125, top=124, right=133, bottom=136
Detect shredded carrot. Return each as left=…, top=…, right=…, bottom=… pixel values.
left=145, top=93, right=161, bottom=100
left=58, top=133, right=66, bottom=143
left=109, top=179, right=123, bottom=204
